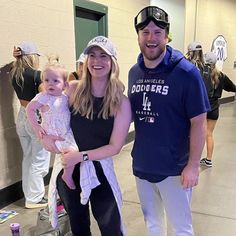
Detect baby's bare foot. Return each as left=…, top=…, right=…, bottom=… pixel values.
left=62, top=173, right=76, bottom=190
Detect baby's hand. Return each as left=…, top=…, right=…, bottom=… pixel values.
left=33, top=124, right=46, bottom=139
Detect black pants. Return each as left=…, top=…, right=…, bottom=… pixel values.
left=56, top=161, right=122, bottom=236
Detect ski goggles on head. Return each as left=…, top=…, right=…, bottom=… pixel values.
left=135, top=6, right=170, bottom=33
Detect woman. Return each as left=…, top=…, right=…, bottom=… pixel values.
left=68, top=52, right=85, bottom=81
left=200, top=52, right=236, bottom=167
left=186, top=41, right=214, bottom=98
left=42, top=36, right=131, bottom=236
left=10, top=41, right=51, bottom=208
left=186, top=41, right=205, bottom=68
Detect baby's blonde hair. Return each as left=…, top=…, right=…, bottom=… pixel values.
left=41, top=55, right=68, bottom=82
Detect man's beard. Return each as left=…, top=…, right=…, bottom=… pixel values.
left=139, top=44, right=165, bottom=61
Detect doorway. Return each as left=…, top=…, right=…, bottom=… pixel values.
left=73, top=0, right=108, bottom=60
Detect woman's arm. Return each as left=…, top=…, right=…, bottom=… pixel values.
left=40, top=134, right=62, bottom=153
left=61, top=95, right=132, bottom=168
left=68, top=72, right=78, bottom=82
left=222, top=73, right=236, bottom=92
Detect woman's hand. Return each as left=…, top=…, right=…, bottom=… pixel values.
left=61, top=150, right=82, bottom=169
left=13, top=46, right=22, bottom=58
left=41, top=134, right=64, bottom=153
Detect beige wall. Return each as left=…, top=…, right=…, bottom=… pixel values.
left=185, top=0, right=236, bottom=98
left=0, top=0, right=76, bottom=70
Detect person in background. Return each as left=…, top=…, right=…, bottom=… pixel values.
left=10, top=41, right=50, bottom=209
left=40, top=36, right=131, bottom=236
left=186, top=41, right=204, bottom=67
left=186, top=41, right=214, bottom=99
left=200, top=52, right=236, bottom=167
left=128, top=6, right=210, bottom=236
left=68, top=52, right=85, bottom=81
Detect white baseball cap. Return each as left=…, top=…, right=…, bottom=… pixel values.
left=187, top=41, right=202, bottom=52
left=204, top=52, right=217, bottom=65
left=76, top=53, right=86, bottom=63
left=83, top=36, right=117, bottom=59
left=18, top=41, right=42, bottom=56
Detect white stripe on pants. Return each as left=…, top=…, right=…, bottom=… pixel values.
left=16, top=106, right=51, bottom=203
left=136, top=176, right=194, bottom=236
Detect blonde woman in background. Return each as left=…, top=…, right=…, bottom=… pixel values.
left=200, top=52, right=236, bottom=167
left=10, top=42, right=50, bottom=209
left=186, top=41, right=205, bottom=68
left=186, top=41, right=214, bottom=98
left=68, top=52, right=85, bottom=81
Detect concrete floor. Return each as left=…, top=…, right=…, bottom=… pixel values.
left=1, top=101, right=236, bottom=236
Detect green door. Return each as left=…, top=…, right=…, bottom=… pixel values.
left=73, top=0, right=108, bottom=60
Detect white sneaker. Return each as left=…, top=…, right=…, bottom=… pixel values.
left=25, top=197, right=48, bottom=209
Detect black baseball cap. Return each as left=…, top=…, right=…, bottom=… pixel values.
left=134, top=6, right=170, bottom=33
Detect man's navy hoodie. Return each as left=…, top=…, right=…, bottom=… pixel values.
left=128, top=46, right=210, bottom=182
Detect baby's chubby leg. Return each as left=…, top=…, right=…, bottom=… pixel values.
left=62, top=166, right=76, bottom=190
left=55, top=140, right=77, bottom=190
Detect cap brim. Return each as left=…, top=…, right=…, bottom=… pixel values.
left=17, top=46, right=42, bottom=56
left=20, top=51, right=43, bottom=56
left=76, top=59, right=83, bottom=63
left=84, top=45, right=113, bottom=57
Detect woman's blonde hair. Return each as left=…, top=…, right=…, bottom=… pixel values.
left=210, top=64, right=220, bottom=88
left=186, top=50, right=205, bottom=68
left=41, top=55, right=68, bottom=82
left=10, top=54, right=39, bottom=90
left=70, top=56, right=125, bottom=120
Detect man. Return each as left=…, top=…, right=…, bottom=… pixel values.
left=128, top=6, right=210, bottom=236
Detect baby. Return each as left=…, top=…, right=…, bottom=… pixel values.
left=26, top=59, right=77, bottom=189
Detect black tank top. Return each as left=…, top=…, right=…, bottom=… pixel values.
left=72, top=71, right=79, bottom=80
left=12, top=68, right=41, bottom=101
left=70, top=97, right=114, bottom=151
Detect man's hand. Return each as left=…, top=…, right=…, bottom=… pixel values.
left=181, top=163, right=200, bottom=189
